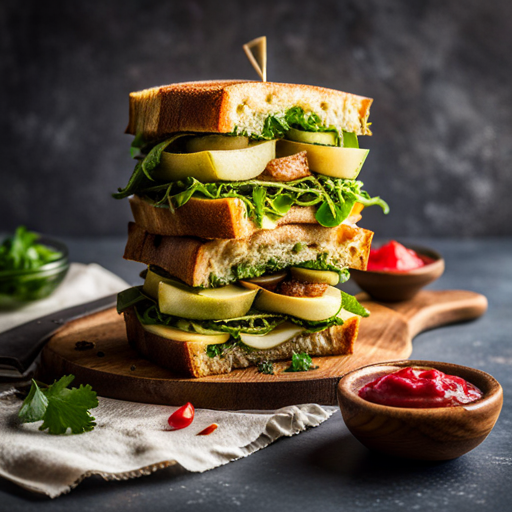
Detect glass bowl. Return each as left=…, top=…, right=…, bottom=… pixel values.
left=0, top=237, right=69, bottom=309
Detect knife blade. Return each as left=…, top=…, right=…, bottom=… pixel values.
left=0, top=293, right=117, bottom=377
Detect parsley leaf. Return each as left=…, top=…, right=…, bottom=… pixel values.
left=285, top=352, right=319, bottom=372
left=258, top=361, right=275, bottom=375
left=19, top=376, right=99, bottom=435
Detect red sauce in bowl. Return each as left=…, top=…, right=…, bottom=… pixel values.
left=367, top=241, right=433, bottom=272
left=358, top=366, right=483, bottom=408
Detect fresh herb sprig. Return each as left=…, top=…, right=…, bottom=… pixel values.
left=284, top=352, right=319, bottom=372
left=234, top=107, right=343, bottom=145
left=0, top=227, right=62, bottom=272
left=19, top=375, right=98, bottom=435
left=116, top=173, right=387, bottom=229
left=258, top=361, right=275, bottom=375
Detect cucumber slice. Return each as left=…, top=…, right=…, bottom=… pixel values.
left=286, top=127, right=337, bottom=146
left=186, top=135, right=249, bottom=152
left=290, top=267, right=340, bottom=285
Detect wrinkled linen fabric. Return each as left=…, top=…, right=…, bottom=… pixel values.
left=0, top=390, right=334, bottom=498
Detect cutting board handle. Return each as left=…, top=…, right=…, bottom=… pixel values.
left=379, top=290, right=488, bottom=338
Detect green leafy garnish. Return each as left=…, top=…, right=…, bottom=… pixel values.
left=343, top=131, right=359, bottom=148
left=341, top=291, right=370, bottom=317
left=235, top=107, right=343, bottom=145
left=116, top=286, right=149, bottom=314
left=284, top=352, right=319, bottom=372
left=19, top=376, right=98, bottom=435
left=261, top=113, right=290, bottom=139
left=0, top=227, right=62, bottom=272
left=115, top=173, right=387, bottom=229
left=258, top=361, right=274, bottom=375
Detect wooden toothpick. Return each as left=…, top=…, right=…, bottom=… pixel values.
left=243, top=36, right=267, bottom=82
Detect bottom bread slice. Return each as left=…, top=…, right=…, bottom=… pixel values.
left=124, top=307, right=359, bottom=378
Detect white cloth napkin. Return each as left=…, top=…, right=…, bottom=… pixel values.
left=0, top=263, right=129, bottom=333
left=0, top=390, right=334, bottom=498
left=0, top=262, right=335, bottom=498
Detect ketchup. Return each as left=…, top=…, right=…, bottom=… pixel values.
left=358, top=367, right=483, bottom=408
left=367, top=241, right=432, bottom=272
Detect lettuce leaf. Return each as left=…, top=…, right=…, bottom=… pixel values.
left=119, top=174, right=387, bottom=229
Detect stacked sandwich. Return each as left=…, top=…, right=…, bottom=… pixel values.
left=114, top=80, right=388, bottom=377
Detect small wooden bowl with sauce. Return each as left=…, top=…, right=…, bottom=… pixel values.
left=350, top=243, right=445, bottom=302
left=337, top=360, right=503, bottom=460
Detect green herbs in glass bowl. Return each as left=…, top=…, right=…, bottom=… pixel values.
left=0, top=227, right=69, bottom=308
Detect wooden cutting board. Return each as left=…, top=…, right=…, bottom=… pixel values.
left=40, top=290, right=487, bottom=410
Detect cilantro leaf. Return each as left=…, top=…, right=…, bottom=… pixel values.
left=19, top=381, right=48, bottom=423
left=19, top=376, right=99, bottom=435
left=285, top=352, right=319, bottom=372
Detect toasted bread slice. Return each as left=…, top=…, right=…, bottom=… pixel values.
left=126, top=80, right=372, bottom=140
left=123, top=221, right=373, bottom=288
left=129, top=195, right=363, bottom=240
left=124, top=307, right=359, bottom=378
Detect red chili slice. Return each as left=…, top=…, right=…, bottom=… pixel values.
left=168, top=402, right=195, bottom=430
left=196, top=423, right=218, bottom=436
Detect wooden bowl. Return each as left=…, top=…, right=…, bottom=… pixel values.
left=337, top=360, right=503, bottom=461
left=350, top=244, right=445, bottom=302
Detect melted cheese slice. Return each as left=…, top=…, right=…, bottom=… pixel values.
left=240, top=322, right=304, bottom=350
left=141, top=323, right=229, bottom=345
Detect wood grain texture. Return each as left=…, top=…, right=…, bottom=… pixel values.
left=39, top=290, right=486, bottom=410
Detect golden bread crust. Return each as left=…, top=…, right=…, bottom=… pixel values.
left=129, top=195, right=361, bottom=240
left=126, top=80, right=372, bottom=139
left=123, top=221, right=373, bottom=287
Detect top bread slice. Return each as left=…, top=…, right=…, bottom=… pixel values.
left=126, top=80, right=372, bottom=140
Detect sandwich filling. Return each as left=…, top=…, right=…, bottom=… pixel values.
left=116, top=82, right=386, bottom=374
left=117, top=266, right=369, bottom=357
left=114, top=117, right=388, bottom=230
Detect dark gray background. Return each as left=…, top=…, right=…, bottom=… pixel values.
left=1, top=0, right=511, bottom=238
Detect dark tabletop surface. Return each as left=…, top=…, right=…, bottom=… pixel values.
left=1, top=237, right=511, bottom=511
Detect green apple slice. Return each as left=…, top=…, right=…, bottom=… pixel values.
left=143, top=268, right=179, bottom=299
left=153, top=140, right=276, bottom=183
left=141, top=323, right=229, bottom=344
left=240, top=322, right=305, bottom=350
left=253, top=285, right=342, bottom=321
left=276, top=139, right=368, bottom=179
left=185, top=135, right=249, bottom=152
left=290, top=267, right=340, bottom=285
left=286, top=127, right=337, bottom=146
left=158, top=281, right=258, bottom=320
